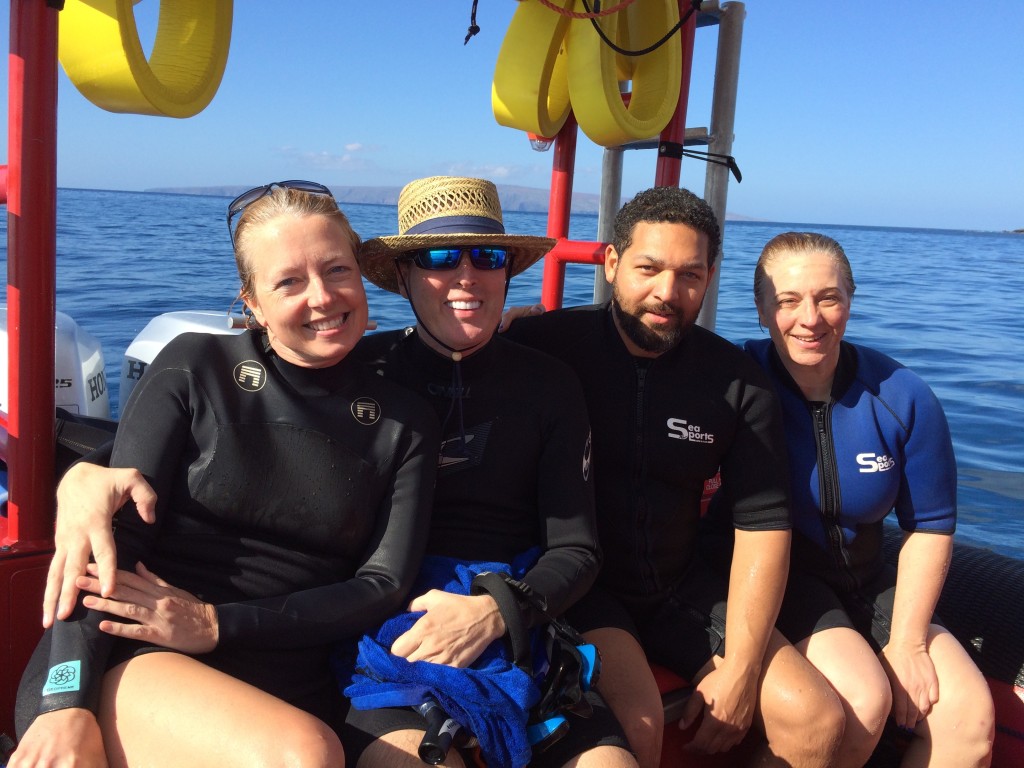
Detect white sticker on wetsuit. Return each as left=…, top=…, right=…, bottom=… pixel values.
left=42, top=660, right=82, bottom=695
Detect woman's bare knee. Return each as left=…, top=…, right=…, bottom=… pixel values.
left=274, top=714, right=345, bottom=768
left=907, top=629, right=995, bottom=767
left=584, top=628, right=663, bottom=768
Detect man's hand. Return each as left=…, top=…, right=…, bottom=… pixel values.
left=79, top=562, right=219, bottom=654
left=389, top=590, right=505, bottom=667
left=879, top=639, right=939, bottom=729
left=677, top=663, right=757, bottom=754
left=7, top=708, right=108, bottom=768
left=44, top=464, right=157, bottom=628
left=497, top=303, right=545, bottom=332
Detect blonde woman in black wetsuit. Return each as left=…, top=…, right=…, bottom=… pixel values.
left=11, top=183, right=439, bottom=768
left=39, top=177, right=637, bottom=768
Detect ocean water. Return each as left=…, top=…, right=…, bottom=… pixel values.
left=3, top=188, right=1022, bottom=558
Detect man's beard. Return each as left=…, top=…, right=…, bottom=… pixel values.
left=611, top=290, right=690, bottom=355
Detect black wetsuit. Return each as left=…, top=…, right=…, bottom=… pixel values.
left=352, top=328, right=600, bottom=625
left=16, top=331, right=439, bottom=733
left=342, top=329, right=626, bottom=766
left=506, top=303, right=791, bottom=678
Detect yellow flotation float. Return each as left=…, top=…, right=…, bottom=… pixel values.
left=493, top=0, right=682, bottom=147
left=58, top=0, right=232, bottom=118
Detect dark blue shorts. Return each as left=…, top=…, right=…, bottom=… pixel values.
left=776, top=563, right=943, bottom=652
left=566, top=554, right=730, bottom=682
left=342, top=688, right=630, bottom=767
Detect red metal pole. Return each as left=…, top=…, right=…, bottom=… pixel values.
left=653, top=2, right=697, bottom=188
left=540, top=114, right=579, bottom=309
left=4, top=0, right=59, bottom=547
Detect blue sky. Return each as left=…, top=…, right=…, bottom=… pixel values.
left=3, top=1, right=1021, bottom=231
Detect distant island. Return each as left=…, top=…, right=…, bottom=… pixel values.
left=144, top=184, right=753, bottom=220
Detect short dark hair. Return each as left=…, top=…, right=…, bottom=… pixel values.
left=612, top=187, right=721, bottom=268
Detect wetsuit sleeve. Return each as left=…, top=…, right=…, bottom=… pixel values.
left=32, top=351, right=192, bottom=720
left=719, top=377, right=792, bottom=531
left=215, top=414, right=440, bottom=648
left=70, top=439, right=114, bottom=470
left=894, top=382, right=957, bottom=533
left=519, top=369, right=601, bottom=625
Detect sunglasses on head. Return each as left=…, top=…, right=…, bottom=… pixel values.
left=406, top=247, right=510, bottom=271
left=227, top=180, right=334, bottom=245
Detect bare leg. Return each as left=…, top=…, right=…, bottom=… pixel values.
left=583, top=627, right=663, bottom=768
left=560, top=745, right=638, bottom=767
left=695, top=629, right=844, bottom=768
left=899, top=626, right=994, bottom=768
left=798, top=627, right=892, bottom=768
left=99, top=653, right=344, bottom=768
left=357, top=729, right=466, bottom=768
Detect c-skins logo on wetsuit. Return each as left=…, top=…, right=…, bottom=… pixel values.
left=233, top=360, right=267, bottom=392
left=351, top=398, right=381, bottom=425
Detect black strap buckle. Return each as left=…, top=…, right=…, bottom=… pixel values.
left=658, top=142, right=743, bottom=183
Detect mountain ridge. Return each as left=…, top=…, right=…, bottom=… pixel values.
left=144, top=184, right=756, bottom=220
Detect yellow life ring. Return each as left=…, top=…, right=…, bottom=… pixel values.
left=492, top=0, right=573, bottom=139
left=567, top=0, right=681, bottom=146
left=491, top=0, right=681, bottom=147
left=58, top=0, right=233, bottom=118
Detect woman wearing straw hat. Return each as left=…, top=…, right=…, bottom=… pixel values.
left=347, top=176, right=636, bottom=768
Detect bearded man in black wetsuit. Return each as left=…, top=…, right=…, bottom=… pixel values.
left=42, top=177, right=637, bottom=768
left=503, top=187, right=846, bottom=768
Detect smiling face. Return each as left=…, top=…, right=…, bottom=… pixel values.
left=398, top=251, right=508, bottom=356
left=758, top=249, right=852, bottom=385
left=605, top=220, right=714, bottom=358
left=243, top=213, right=368, bottom=368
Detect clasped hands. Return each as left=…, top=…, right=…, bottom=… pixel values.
left=77, top=561, right=219, bottom=654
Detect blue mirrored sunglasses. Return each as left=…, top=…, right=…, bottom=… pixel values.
left=407, top=247, right=510, bottom=271
left=226, top=180, right=334, bottom=245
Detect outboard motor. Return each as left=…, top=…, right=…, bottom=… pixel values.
left=0, top=307, right=110, bottom=422
left=120, top=311, right=243, bottom=405
left=0, top=308, right=108, bottom=518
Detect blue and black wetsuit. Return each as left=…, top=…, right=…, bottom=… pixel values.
left=745, top=338, right=957, bottom=645
left=16, top=330, right=439, bottom=733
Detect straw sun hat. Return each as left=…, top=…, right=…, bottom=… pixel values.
left=358, top=176, right=555, bottom=294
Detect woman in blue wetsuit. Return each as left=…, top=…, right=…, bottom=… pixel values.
left=10, top=183, right=439, bottom=768
left=748, top=232, right=993, bottom=767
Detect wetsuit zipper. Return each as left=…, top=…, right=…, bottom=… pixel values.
left=811, top=401, right=857, bottom=591
left=633, top=361, right=656, bottom=594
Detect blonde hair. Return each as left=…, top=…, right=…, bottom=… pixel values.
left=233, top=187, right=361, bottom=300
left=754, top=232, right=856, bottom=310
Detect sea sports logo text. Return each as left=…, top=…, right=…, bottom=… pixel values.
left=856, top=452, right=896, bottom=473
left=666, top=418, right=715, bottom=444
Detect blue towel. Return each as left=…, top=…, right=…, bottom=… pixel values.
left=344, top=552, right=542, bottom=768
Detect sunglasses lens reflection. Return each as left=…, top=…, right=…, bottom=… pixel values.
left=412, top=247, right=508, bottom=271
